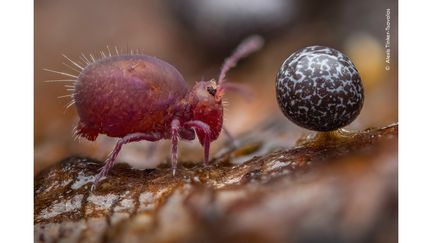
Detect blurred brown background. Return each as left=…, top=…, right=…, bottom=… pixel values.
left=35, top=0, right=398, bottom=174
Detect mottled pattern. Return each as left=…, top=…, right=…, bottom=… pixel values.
left=276, top=46, right=364, bottom=131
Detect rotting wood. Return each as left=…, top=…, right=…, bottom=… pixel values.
left=35, top=123, right=397, bottom=243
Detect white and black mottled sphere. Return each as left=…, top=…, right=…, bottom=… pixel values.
left=276, top=46, right=364, bottom=131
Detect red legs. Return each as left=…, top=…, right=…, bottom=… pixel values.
left=92, top=132, right=162, bottom=191
left=171, top=119, right=180, bottom=176
left=170, top=119, right=211, bottom=175
left=203, top=136, right=210, bottom=166
left=170, top=119, right=213, bottom=175
left=92, top=119, right=212, bottom=187
left=184, top=120, right=212, bottom=165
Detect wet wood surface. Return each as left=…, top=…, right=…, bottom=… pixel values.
left=35, top=122, right=397, bottom=243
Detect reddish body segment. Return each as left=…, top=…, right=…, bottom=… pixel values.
left=75, top=55, right=191, bottom=140
left=47, top=36, right=263, bottom=190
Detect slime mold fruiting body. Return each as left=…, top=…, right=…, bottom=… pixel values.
left=276, top=46, right=364, bottom=131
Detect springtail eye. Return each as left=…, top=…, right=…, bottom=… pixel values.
left=207, top=86, right=217, bottom=96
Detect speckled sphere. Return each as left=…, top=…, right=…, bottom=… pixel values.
left=276, top=46, right=364, bottom=131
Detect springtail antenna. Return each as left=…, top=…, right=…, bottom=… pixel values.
left=217, top=35, right=264, bottom=85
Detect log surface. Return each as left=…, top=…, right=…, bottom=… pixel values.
left=35, top=123, right=398, bottom=243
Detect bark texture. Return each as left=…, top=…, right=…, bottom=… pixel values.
left=35, top=123, right=397, bottom=243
